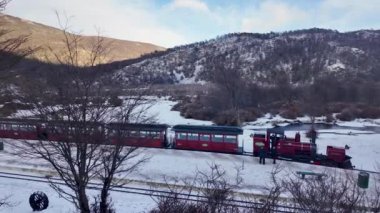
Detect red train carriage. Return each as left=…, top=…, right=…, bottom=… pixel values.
left=108, top=123, right=168, bottom=148
left=172, top=125, right=243, bottom=154
left=42, top=121, right=106, bottom=143
left=0, top=118, right=41, bottom=140
left=0, top=118, right=106, bottom=143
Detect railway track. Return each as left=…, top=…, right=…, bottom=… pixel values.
left=0, top=170, right=305, bottom=213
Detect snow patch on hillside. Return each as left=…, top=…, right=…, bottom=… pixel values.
left=327, top=60, right=345, bottom=72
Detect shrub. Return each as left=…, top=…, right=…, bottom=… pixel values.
left=279, top=104, right=302, bottom=119
left=326, top=102, right=351, bottom=114
left=336, top=105, right=380, bottom=120
left=109, top=96, right=123, bottom=107
left=212, top=109, right=260, bottom=126
left=325, top=114, right=335, bottom=123
left=357, top=106, right=380, bottom=119
left=336, top=108, right=357, bottom=121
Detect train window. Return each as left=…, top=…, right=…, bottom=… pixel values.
left=212, top=135, right=223, bottom=142
left=11, top=124, right=19, bottom=130
left=6, top=124, right=12, bottom=130
left=188, top=133, right=199, bottom=141
left=110, top=129, right=122, bottom=137
left=19, top=125, right=29, bottom=131
left=129, top=130, right=139, bottom=137
left=176, top=133, right=187, bottom=140
left=140, top=131, right=147, bottom=138
left=200, top=134, right=210, bottom=141
left=109, top=129, right=118, bottom=136
left=151, top=132, right=160, bottom=139
left=224, top=135, right=237, bottom=143
left=0, top=124, right=7, bottom=130
left=51, top=126, right=64, bottom=134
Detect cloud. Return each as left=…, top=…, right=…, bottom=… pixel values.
left=4, top=0, right=380, bottom=47
left=317, top=0, right=380, bottom=31
left=5, top=0, right=187, bottom=47
left=241, top=0, right=309, bottom=32
left=168, top=0, right=209, bottom=12
left=239, top=0, right=380, bottom=33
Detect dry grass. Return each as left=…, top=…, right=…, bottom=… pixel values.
left=0, top=13, right=165, bottom=64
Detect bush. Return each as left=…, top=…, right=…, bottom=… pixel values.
left=326, top=102, right=351, bottom=114
left=279, top=104, right=302, bottom=119
left=336, top=105, right=380, bottom=121
left=212, top=109, right=260, bottom=126
left=213, top=110, right=239, bottom=126
left=357, top=106, right=380, bottom=119
left=336, top=108, right=357, bottom=121
left=0, top=102, right=34, bottom=117
left=177, top=102, right=217, bottom=121
left=109, top=96, right=123, bottom=107
left=325, top=114, right=335, bottom=123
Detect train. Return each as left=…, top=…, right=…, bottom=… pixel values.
left=0, top=118, right=353, bottom=169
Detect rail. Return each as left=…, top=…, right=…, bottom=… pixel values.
left=0, top=171, right=306, bottom=212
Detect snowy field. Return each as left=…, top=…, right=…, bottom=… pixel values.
left=1, top=97, right=380, bottom=212
left=145, top=98, right=380, bottom=171
left=0, top=176, right=155, bottom=213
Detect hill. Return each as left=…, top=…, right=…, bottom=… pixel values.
left=115, top=29, right=380, bottom=85
left=0, top=13, right=165, bottom=64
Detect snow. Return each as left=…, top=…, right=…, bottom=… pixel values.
left=351, top=47, right=365, bottom=55
left=2, top=98, right=380, bottom=212
left=336, top=119, right=380, bottom=128
left=327, top=60, right=346, bottom=71
left=0, top=175, right=154, bottom=213
left=145, top=99, right=212, bottom=126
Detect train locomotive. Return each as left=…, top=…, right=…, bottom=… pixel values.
left=253, top=127, right=352, bottom=169
left=0, top=118, right=353, bottom=169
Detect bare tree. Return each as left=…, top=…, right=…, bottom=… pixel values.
left=251, top=165, right=284, bottom=213
left=364, top=165, right=380, bottom=212
left=0, top=195, right=11, bottom=208
left=206, top=53, right=247, bottom=125
left=12, top=14, right=154, bottom=213
left=150, top=163, right=244, bottom=213
left=0, top=0, right=9, bottom=10
left=0, top=0, right=35, bottom=77
left=281, top=169, right=367, bottom=213
left=196, top=164, right=242, bottom=213
left=149, top=176, right=203, bottom=213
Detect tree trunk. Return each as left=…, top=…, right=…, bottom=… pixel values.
left=100, top=178, right=111, bottom=213
left=78, top=186, right=90, bottom=213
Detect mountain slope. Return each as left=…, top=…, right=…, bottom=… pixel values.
left=0, top=13, right=165, bottom=64
left=115, top=29, right=380, bottom=85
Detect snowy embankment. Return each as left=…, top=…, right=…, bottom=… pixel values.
left=1, top=97, right=380, bottom=212
left=0, top=177, right=154, bottom=213
left=145, top=98, right=380, bottom=171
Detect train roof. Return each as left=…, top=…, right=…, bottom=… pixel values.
left=0, top=118, right=104, bottom=127
left=108, top=123, right=169, bottom=131
left=267, top=126, right=285, bottom=135
left=0, top=118, right=42, bottom=124
left=172, top=125, right=243, bottom=135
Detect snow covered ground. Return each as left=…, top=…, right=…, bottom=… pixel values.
left=0, top=175, right=155, bottom=213
left=1, top=97, right=380, bottom=212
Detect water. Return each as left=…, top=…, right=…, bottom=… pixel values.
left=250, top=122, right=380, bottom=134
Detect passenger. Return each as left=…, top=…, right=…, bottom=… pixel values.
left=272, top=147, right=277, bottom=164
left=270, top=134, right=275, bottom=145
left=259, top=147, right=266, bottom=165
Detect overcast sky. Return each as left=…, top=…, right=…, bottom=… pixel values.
left=4, top=0, right=380, bottom=47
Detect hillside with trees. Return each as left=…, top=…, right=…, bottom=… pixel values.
left=113, top=29, right=380, bottom=124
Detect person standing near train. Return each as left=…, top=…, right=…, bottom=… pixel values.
left=272, top=147, right=277, bottom=164
left=259, top=146, right=266, bottom=165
